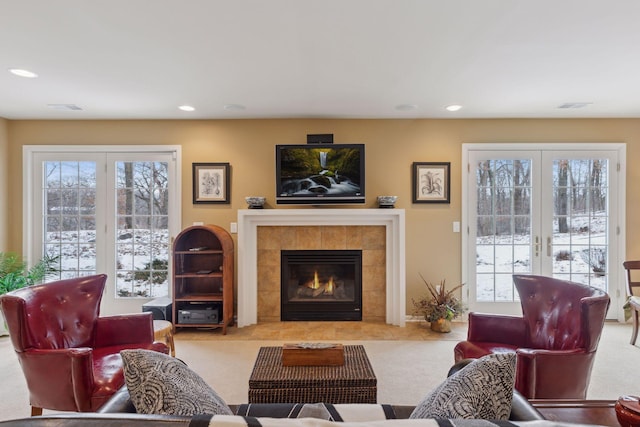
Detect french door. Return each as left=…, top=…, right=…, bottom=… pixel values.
left=23, top=146, right=181, bottom=315
left=462, top=143, right=625, bottom=319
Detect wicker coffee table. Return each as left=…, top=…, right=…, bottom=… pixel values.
left=248, top=345, right=377, bottom=404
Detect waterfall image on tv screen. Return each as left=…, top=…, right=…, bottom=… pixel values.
left=276, top=144, right=365, bottom=204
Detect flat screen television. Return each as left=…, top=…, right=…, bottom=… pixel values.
left=276, top=143, right=365, bottom=205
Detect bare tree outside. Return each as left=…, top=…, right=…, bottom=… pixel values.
left=42, top=160, right=170, bottom=298
left=475, top=157, right=609, bottom=302
left=116, top=161, right=170, bottom=298
left=476, top=159, right=532, bottom=301
left=43, top=161, right=98, bottom=279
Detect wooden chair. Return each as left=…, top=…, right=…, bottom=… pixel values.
left=623, top=260, right=640, bottom=345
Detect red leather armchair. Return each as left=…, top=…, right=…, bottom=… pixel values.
left=0, top=274, right=169, bottom=415
left=454, top=274, right=610, bottom=399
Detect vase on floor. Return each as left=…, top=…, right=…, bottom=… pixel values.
left=430, top=318, right=451, bottom=333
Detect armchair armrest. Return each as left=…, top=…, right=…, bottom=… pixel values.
left=94, top=313, right=155, bottom=347
left=21, top=348, right=95, bottom=411
left=516, top=348, right=592, bottom=399
left=467, top=312, right=527, bottom=346
left=517, top=348, right=584, bottom=358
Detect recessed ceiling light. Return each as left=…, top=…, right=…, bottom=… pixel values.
left=223, top=104, right=246, bottom=111
left=395, top=104, right=418, bottom=111
left=8, top=68, right=38, bottom=78
left=558, top=102, right=592, bottom=109
left=446, top=104, right=462, bottom=112
left=178, top=105, right=195, bottom=112
left=47, top=104, right=82, bottom=111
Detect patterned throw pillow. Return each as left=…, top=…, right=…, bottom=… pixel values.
left=409, top=352, right=516, bottom=420
left=120, top=349, right=233, bottom=416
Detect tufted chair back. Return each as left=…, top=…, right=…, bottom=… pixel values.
left=514, top=274, right=609, bottom=352
left=3, top=275, right=105, bottom=353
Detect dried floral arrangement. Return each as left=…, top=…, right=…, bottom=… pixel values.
left=412, top=274, right=465, bottom=322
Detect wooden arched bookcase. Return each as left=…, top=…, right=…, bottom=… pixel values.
left=172, top=224, right=234, bottom=334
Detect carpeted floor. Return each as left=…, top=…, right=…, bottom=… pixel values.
left=0, top=320, right=638, bottom=421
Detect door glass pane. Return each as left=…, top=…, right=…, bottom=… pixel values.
left=43, top=161, right=97, bottom=279
left=551, top=159, right=608, bottom=291
left=475, top=159, right=532, bottom=302
left=115, top=161, right=170, bottom=298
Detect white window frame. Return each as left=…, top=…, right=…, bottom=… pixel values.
left=462, top=142, right=626, bottom=321
left=23, top=145, right=182, bottom=315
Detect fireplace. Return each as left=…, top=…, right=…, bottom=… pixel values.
left=236, top=209, right=406, bottom=327
left=281, top=250, right=362, bottom=321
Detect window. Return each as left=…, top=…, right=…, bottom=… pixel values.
left=24, top=146, right=181, bottom=312
left=462, top=143, right=625, bottom=319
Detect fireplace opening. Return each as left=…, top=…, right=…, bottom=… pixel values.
left=281, top=250, right=362, bottom=321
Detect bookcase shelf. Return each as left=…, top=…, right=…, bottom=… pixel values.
left=172, top=224, right=234, bottom=333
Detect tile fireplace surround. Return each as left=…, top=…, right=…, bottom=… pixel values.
left=237, top=209, right=406, bottom=327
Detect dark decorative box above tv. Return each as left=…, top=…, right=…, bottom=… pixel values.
left=306, top=134, right=334, bottom=144
left=275, top=143, right=365, bottom=205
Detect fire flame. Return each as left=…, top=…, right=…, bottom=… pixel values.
left=307, top=271, right=335, bottom=295
left=326, top=276, right=334, bottom=294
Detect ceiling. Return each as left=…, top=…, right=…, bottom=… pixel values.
left=2, top=0, right=640, bottom=120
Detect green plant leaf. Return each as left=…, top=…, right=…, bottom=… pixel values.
left=0, top=252, right=58, bottom=294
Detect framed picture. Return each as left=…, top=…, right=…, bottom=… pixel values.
left=193, top=163, right=230, bottom=204
left=412, top=162, right=450, bottom=204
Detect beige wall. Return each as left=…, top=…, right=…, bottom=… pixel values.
left=5, top=118, right=640, bottom=315
left=0, top=118, right=7, bottom=251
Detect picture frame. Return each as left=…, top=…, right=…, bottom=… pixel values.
left=412, top=162, right=450, bottom=204
left=193, top=163, right=230, bottom=204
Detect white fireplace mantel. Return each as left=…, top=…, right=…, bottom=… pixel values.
left=236, top=209, right=406, bottom=327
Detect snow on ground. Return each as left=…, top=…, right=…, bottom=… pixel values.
left=475, top=215, right=608, bottom=301
left=46, top=213, right=609, bottom=301
left=46, top=229, right=169, bottom=298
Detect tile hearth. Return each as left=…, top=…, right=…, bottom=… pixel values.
left=172, top=320, right=468, bottom=341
